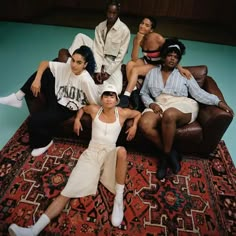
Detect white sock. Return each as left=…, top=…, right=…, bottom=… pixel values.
left=124, top=91, right=131, bottom=97
left=115, top=183, right=124, bottom=201
left=31, top=140, right=54, bottom=157
left=15, top=90, right=25, bottom=100
left=133, top=86, right=137, bottom=91
left=0, top=93, right=23, bottom=108
left=111, top=183, right=125, bottom=227
left=31, top=214, right=50, bottom=235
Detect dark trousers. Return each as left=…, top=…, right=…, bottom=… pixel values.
left=22, top=69, right=76, bottom=148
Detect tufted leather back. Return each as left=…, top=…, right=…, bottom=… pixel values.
left=184, top=65, right=208, bottom=87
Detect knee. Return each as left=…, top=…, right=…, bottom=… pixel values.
left=162, top=109, right=176, bottom=124
left=139, top=117, right=151, bottom=134
left=58, top=48, right=70, bottom=62
left=117, top=147, right=127, bottom=162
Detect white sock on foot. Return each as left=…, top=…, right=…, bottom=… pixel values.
left=111, top=184, right=125, bottom=227
left=15, top=90, right=25, bottom=100
left=0, top=93, right=23, bottom=108
left=124, top=91, right=131, bottom=97
left=31, top=214, right=50, bottom=235
left=31, top=140, right=53, bottom=157
left=8, top=214, right=50, bottom=236
left=8, top=224, right=34, bottom=236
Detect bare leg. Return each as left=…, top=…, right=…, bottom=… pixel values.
left=161, top=108, right=191, bottom=154
left=115, top=147, right=128, bottom=184
left=126, top=59, right=144, bottom=81
left=8, top=195, right=70, bottom=236
left=126, top=64, right=155, bottom=93
left=138, top=112, right=163, bottom=149
left=160, top=108, right=192, bottom=176
left=45, top=194, right=70, bottom=220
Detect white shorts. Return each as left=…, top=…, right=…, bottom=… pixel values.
left=143, top=94, right=199, bottom=123
left=61, top=143, right=119, bottom=198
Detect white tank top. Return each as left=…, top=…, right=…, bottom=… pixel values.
left=90, top=107, right=121, bottom=146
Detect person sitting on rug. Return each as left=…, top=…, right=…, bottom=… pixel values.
left=138, top=38, right=234, bottom=180
left=8, top=83, right=141, bottom=235
left=0, top=45, right=101, bottom=157
left=119, top=32, right=192, bottom=110
left=58, top=0, right=130, bottom=94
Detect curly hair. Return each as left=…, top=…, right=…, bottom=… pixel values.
left=160, top=38, right=186, bottom=62
left=72, top=46, right=96, bottom=76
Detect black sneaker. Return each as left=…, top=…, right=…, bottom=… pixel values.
left=130, top=89, right=140, bottom=110
left=118, top=95, right=130, bottom=108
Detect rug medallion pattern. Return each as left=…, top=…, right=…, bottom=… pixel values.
left=0, top=120, right=235, bottom=235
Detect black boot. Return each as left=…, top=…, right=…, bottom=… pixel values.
left=118, top=94, right=130, bottom=108
left=130, top=89, right=140, bottom=110
left=169, top=149, right=181, bottom=174
left=156, top=158, right=168, bottom=180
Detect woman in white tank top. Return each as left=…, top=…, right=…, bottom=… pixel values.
left=8, top=84, right=141, bottom=235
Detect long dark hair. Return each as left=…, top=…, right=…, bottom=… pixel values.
left=72, top=46, right=96, bottom=76
left=144, top=16, right=157, bottom=30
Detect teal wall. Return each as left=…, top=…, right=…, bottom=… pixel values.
left=0, top=22, right=235, bottom=163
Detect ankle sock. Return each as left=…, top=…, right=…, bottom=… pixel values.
left=31, top=140, right=53, bottom=157
left=124, top=91, right=131, bottom=97
left=15, top=90, right=25, bottom=100
left=0, top=93, right=23, bottom=108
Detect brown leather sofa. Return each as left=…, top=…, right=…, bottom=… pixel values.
left=25, top=65, right=233, bottom=157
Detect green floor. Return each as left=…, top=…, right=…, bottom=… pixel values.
left=0, top=21, right=235, bottom=164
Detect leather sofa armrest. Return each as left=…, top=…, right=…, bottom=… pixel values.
left=197, top=105, right=233, bottom=153
left=197, top=76, right=233, bottom=152
left=203, top=76, right=225, bottom=102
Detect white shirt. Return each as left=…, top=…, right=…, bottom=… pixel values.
left=93, top=18, right=130, bottom=75
left=49, top=61, right=98, bottom=110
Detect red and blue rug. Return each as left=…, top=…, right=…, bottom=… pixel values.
left=0, top=119, right=236, bottom=235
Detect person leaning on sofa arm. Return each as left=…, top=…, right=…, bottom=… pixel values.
left=138, top=37, right=234, bottom=181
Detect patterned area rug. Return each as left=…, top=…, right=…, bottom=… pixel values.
left=0, top=119, right=236, bottom=236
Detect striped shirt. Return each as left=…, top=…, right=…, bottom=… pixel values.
left=140, top=66, right=220, bottom=108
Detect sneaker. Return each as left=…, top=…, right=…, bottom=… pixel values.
left=0, top=93, right=22, bottom=108
left=31, top=140, right=53, bottom=157
left=8, top=224, right=34, bottom=236
left=118, top=95, right=129, bottom=108
left=111, top=198, right=124, bottom=227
